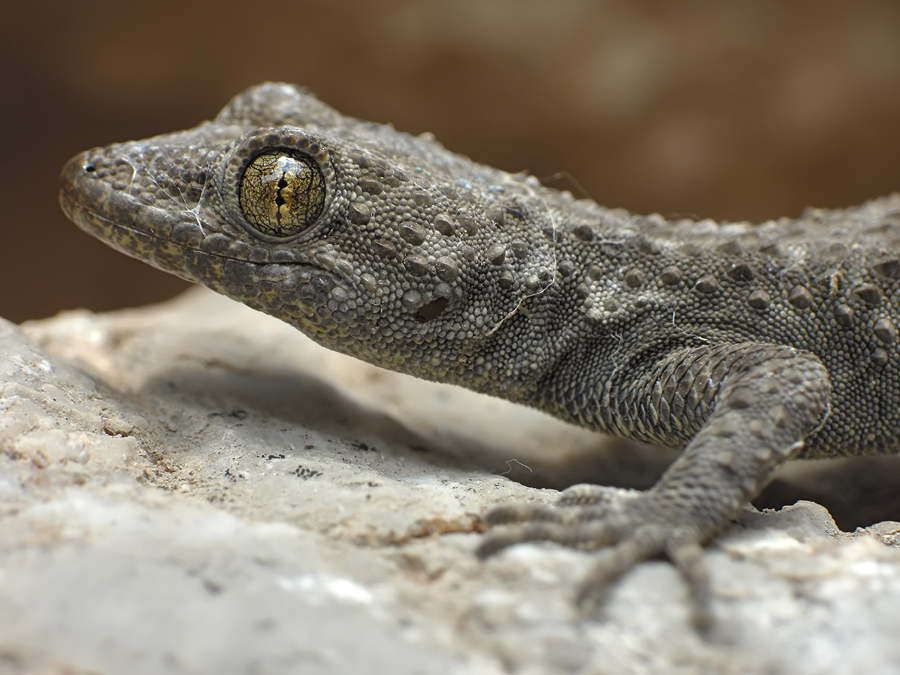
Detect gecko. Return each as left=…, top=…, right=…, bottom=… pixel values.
left=59, top=82, right=900, bottom=626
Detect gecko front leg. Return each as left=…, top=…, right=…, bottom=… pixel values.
left=477, top=342, right=832, bottom=627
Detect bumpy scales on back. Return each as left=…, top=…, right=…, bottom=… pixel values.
left=60, top=83, right=900, bottom=626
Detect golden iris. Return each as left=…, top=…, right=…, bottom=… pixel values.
left=239, top=151, right=325, bottom=237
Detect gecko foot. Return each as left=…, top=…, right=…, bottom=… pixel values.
left=476, top=484, right=714, bottom=629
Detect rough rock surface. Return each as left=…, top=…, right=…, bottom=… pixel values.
left=2, top=288, right=900, bottom=674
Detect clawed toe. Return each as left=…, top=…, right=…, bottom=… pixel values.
left=575, top=524, right=667, bottom=608
left=557, top=484, right=641, bottom=508
left=479, top=496, right=715, bottom=628
left=483, top=502, right=564, bottom=526
left=476, top=519, right=622, bottom=559
left=665, top=529, right=712, bottom=630
left=574, top=526, right=712, bottom=629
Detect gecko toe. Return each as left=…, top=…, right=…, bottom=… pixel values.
left=476, top=519, right=623, bottom=559
left=481, top=493, right=716, bottom=628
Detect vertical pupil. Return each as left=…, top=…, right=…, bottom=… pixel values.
left=275, top=174, right=287, bottom=209
left=239, top=150, right=326, bottom=237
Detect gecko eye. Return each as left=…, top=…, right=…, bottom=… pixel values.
left=239, top=150, right=326, bottom=238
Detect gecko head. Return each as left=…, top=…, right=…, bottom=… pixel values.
left=59, top=83, right=557, bottom=381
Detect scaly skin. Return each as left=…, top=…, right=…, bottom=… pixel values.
left=59, top=83, right=900, bottom=627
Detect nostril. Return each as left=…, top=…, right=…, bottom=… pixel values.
left=84, top=163, right=96, bottom=173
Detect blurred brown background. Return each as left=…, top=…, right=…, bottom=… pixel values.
left=3, top=0, right=900, bottom=323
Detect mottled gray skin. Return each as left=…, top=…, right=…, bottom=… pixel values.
left=60, top=83, right=900, bottom=625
